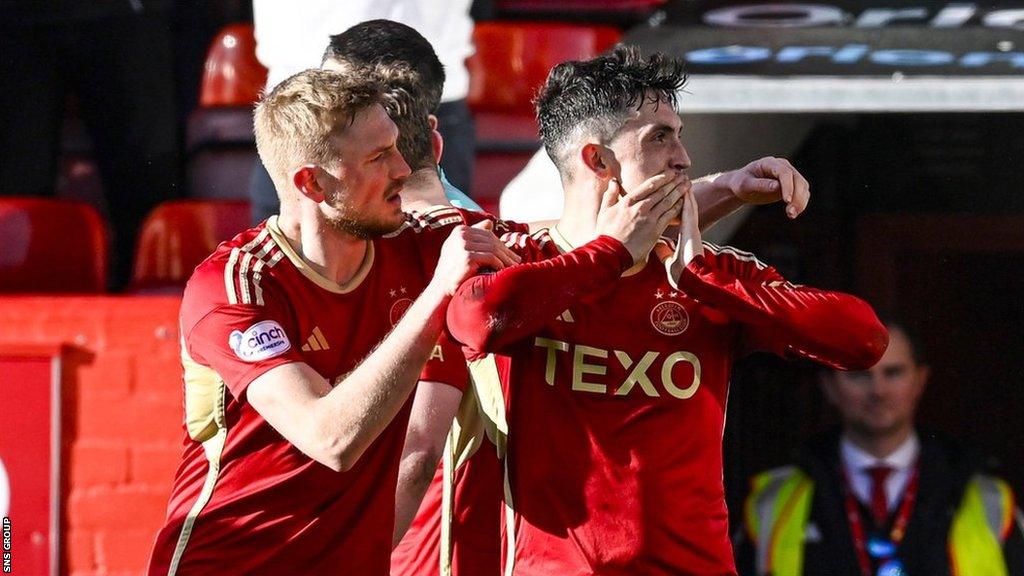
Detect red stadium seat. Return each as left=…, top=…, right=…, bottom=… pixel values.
left=188, top=24, right=266, bottom=200
left=131, top=200, right=252, bottom=290
left=467, top=22, right=621, bottom=115
left=199, top=23, right=267, bottom=108
left=0, top=198, right=108, bottom=293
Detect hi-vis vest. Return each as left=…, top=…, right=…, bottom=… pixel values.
left=745, top=466, right=1018, bottom=576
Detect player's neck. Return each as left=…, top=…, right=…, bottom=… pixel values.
left=399, top=169, right=447, bottom=212
left=555, top=181, right=604, bottom=249
left=844, top=425, right=914, bottom=460
left=276, top=212, right=370, bottom=285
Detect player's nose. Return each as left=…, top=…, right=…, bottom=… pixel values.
left=670, top=141, right=691, bottom=173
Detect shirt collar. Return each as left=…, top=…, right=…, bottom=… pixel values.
left=840, top=431, right=919, bottom=474
left=549, top=225, right=649, bottom=277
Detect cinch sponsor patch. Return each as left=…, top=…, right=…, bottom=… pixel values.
left=229, top=320, right=291, bottom=362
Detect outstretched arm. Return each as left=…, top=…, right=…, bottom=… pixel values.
left=692, top=157, right=811, bottom=231
left=669, top=188, right=887, bottom=371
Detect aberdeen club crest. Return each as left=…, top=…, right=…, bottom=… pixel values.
left=650, top=300, right=689, bottom=336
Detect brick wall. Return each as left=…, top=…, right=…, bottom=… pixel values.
left=0, top=296, right=183, bottom=576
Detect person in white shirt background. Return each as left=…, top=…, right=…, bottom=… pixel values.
left=249, top=0, right=477, bottom=223
left=736, top=316, right=1024, bottom=576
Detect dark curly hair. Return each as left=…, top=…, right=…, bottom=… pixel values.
left=323, top=19, right=445, bottom=113
left=323, top=20, right=441, bottom=172
left=535, top=45, right=688, bottom=178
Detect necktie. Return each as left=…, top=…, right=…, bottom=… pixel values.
left=867, top=465, right=893, bottom=527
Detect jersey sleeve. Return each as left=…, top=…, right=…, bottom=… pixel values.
left=406, top=205, right=530, bottom=275
left=447, top=234, right=633, bottom=358
left=671, top=243, right=888, bottom=370
left=420, top=330, right=470, bottom=391
left=181, top=264, right=305, bottom=400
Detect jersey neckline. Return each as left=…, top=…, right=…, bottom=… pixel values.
left=549, top=225, right=649, bottom=278
left=265, top=216, right=375, bottom=294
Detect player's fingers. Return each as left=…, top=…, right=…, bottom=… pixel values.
left=745, top=177, right=782, bottom=197
left=468, top=251, right=506, bottom=271
left=471, top=239, right=521, bottom=266
left=625, top=172, right=677, bottom=206
left=651, top=178, right=689, bottom=217
left=498, top=240, right=522, bottom=264
left=659, top=196, right=686, bottom=228
left=601, top=179, right=622, bottom=209
left=686, top=186, right=701, bottom=217
left=788, top=173, right=810, bottom=218
left=634, top=177, right=680, bottom=215
left=463, top=227, right=501, bottom=244
left=472, top=219, right=495, bottom=231
left=766, top=159, right=795, bottom=205
left=465, top=229, right=521, bottom=263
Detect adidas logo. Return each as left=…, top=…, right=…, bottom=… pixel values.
left=300, top=327, right=330, bottom=352
left=556, top=310, right=575, bottom=323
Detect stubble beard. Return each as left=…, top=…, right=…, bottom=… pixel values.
left=324, top=183, right=406, bottom=239
left=324, top=211, right=404, bottom=239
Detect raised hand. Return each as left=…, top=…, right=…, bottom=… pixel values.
left=668, top=185, right=704, bottom=282
left=596, top=172, right=689, bottom=264
left=430, top=221, right=521, bottom=296
left=715, top=157, right=810, bottom=219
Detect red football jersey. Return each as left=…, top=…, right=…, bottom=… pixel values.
left=148, top=207, right=519, bottom=575
left=447, top=228, right=887, bottom=576
left=391, top=388, right=504, bottom=576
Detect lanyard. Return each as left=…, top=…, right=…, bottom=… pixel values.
left=842, top=460, right=920, bottom=576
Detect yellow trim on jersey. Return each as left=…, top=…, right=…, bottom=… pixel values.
left=440, top=380, right=493, bottom=575
left=223, top=228, right=285, bottom=306
left=181, top=338, right=225, bottom=443
left=549, top=226, right=648, bottom=277
left=467, top=356, right=509, bottom=456
left=440, top=431, right=456, bottom=576
left=265, top=215, right=375, bottom=294
left=224, top=248, right=240, bottom=305
left=167, top=382, right=228, bottom=576
left=503, top=457, right=517, bottom=576
left=465, top=356, right=518, bottom=575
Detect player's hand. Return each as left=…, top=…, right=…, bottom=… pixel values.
left=596, top=172, right=688, bottom=264
left=429, top=221, right=521, bottom=297
left=715, top=157, right=810, bottom=219
left=667, top=186, right=704, bottom=281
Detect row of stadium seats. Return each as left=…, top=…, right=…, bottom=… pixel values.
left=189, top=21, right=621, bottom=205
left=9, top=18, right=635, bottom=293
left=0, top=198, right=249, bottom=294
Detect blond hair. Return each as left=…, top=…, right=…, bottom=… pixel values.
left=253, top=69, right=384, bottom=195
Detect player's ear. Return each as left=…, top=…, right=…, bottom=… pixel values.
left=431, top=127, right=444, bottom=164
left=580, top=143, right=617, bottom=181
left=292, top=165, right=326, bottom=203
left=427, top=114, right=439, bottom=131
